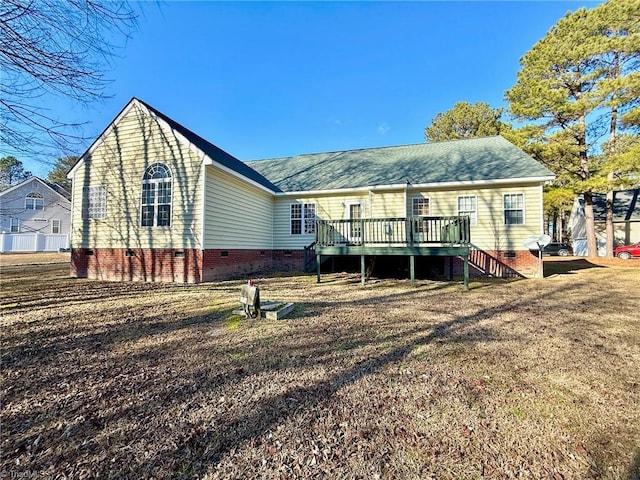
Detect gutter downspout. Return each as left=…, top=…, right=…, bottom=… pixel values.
left=404, top=180, right=410, bottom=244
left=404, top=181, right=409, bottom=216
left=199, top=157, right=208, bottom=283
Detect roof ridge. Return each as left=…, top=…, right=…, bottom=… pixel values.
left=0, top=176, right=71, bottom=200
left=247, top=136, right=506, bottom=163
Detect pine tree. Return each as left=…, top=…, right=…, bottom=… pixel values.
left=47, top=156, right=78, bottom=191
left=591, top=0, right=640, bottom=255
left=505, top=1, right=639, bottom=257
left=0, top=156, right=32, bottom=190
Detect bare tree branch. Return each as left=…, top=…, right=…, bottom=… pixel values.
left=0, top=0, right=138, bottom=158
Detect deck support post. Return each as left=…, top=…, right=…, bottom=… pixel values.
left=463, top=254, right=469, bottom=290
left=316, top=254, right=321, bottom=283
left=361, top=255, right=366, bottom=285
left=409, top=255, right=415, bottom=286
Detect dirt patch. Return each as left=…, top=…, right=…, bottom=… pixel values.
left=1, top=264, right=639, bottom=479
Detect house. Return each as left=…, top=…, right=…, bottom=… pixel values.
left=0, top=177, right=71, bottom=252
left=567, top=188, right=640, bottom=256
left=67, top=98, right=555, bottom=284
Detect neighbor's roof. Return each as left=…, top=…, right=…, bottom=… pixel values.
left=0, top=176, right=71, bottom=201
left=246, top=136, right=555, bottom=193
left=591, top=189, right=640, bottom=221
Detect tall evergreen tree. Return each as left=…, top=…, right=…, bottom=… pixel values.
left=505, top=2, right=637, bottom=257
left=47, top=155, right=78, bottom=191
left=591, top=0, right=640, bottom=255
left=0, top=156, right=31, bottom=190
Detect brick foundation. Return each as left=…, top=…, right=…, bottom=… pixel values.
left=71, top=247, right=304, bottom=284
left=71, top=247, right=541, bottom=283
left=71, top=248, right=203, bottom=283
left=201, top=249, right=274, bottom=282
left=461, top=249, right=541, bottom=278
left=272, top=249, right=306, bottom=272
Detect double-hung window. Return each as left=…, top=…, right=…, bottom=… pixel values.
left=25, top=193, right=44, bottom=210
left=457, top=195, right=477, bottom=226
left=52, top=219, right=61, bottom=234
left=412, top=197, right=430, bottom=233
left=82, top=185, right=107, bottom=219
left=290, top=203, right=315, bottom=235
left=141, top=163, right=172, bottom=227
left=10, top=218, right=19, bottom=233
left=504, top=193, right=524, bottom=225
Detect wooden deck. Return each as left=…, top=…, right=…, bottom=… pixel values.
left=312, top=216, right=471, bottom=287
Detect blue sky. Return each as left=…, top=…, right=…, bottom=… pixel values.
left=24, top=0, right=601, bottom=178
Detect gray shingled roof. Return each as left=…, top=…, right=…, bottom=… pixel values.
left=591, top=189, right=640, bottom=221
left=246, top=136, right=555, bottom=192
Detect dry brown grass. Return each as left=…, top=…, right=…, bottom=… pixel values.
left=1, top=261, right=639, bottom=479
left=0, top=252, right=70, bottom=266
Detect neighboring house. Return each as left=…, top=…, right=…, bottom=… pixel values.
left=568, top=189, right=640, bottom=256
left=67, top=98, right=555, bottom=283
left=0, top=176, right=71, bottom=252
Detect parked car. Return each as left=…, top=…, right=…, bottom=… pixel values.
left=614, top=242, right=640, bottom=259
left=540, top=242, right=573, bottom=256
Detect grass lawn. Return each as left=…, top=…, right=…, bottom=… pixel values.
left=1, top=259, right=639, bottom=479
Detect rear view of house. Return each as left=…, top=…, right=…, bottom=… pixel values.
left=248, top=137, right=555, bottom=281
left=0, top=177, right=71, bottom=252
left=67, top=98, right=555, bottom=283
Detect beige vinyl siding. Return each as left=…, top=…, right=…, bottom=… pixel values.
left=203, top=167, right=274, bottom=249
left=274, top=193, right=369, bottom=249
left=273, top=183, right=545, bottom=251
left=273, top=190, right=408, bottom=248
left=70, top=104, right=204, bottom=249
left=406, top=184, right=543, bottom=251
left=369, top=190, right=406, bottom=218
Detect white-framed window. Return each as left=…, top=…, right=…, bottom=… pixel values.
left=141, top=163, right=172, bottom=227
left=457, top=195, right=477, bottom=226
left=304, top=203, right=316, bottom=234
left=290, top=203, right=316, bottom=235
left=503, top=193, right=524, bottom=225
left=412, top=197, right=430, bottom=233
left=82, top=185, right=107, bottom=219
left=25, top=192, right=44, bottom=210
left=10, top=218, right=19, bottom=233
left=345, top=201, right=364, bottom=239
left=52, top=219, right=61, bottom=234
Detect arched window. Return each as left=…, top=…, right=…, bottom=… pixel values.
left=141, top=163, right=172, bottom=227
left=25, top=192, right=44, bottom=210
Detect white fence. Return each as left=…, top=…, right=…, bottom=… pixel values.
left=0, top=233, right=70, bottom=253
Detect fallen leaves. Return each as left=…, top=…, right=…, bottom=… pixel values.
left=1, top=264, right=639, bottom=479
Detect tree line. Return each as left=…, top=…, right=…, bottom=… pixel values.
left=424, top=0, right=639, bottom=258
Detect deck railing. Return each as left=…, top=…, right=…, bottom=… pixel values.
left=315, top=216, right=470, bottom=247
